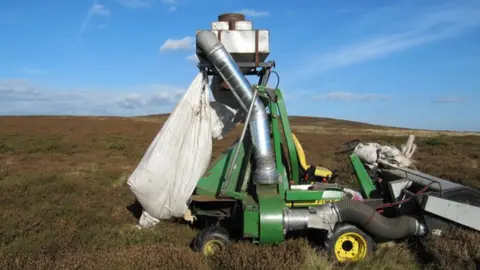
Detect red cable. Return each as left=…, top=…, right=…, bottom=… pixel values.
left=375, top=181, right=435, bottom=211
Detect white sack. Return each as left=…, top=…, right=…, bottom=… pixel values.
left=127, top=71, right=232, bottom=228
left=401, top=135, right=417, bottom=159
left=352, top=143, right=380, bottom=164
left=353, top=135, right=417, bottom=169
left=209, top=101, right=238, bottom=139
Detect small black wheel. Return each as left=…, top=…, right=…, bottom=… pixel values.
left=192, top=226, right=232, bottom=256
left=334, top=139, right=360, bottom=154
left=325, top=223, right=375, bottom=263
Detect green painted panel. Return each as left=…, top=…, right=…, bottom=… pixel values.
left=269, top=100, right=288, bottom=199
left=350, top=154, right=377, bottom=198
left=222, top=139, right=252, bottom=196
left=195, top=150, right=230, bottom=196
left=276, top=89, right=299, bottom=184
left=194, top=140, right=247, bottom=200
left=257, top=185, right=284, bottom=244
left=243, top=206, right=259, bottom=239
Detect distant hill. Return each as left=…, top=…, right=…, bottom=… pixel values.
left=0, top=114, right=477, bottom=136
left=141, top=114, right=422, bottom=130
left=137, top=113, right=479, bottom=137
left=141, top=113, right=392, bottom=129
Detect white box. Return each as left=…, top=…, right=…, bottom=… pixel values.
left=213, top=30, right=269, bottom=53
left=234, top=21, right=253, bottom=30
left=195, top=29, right=270, bottom=63
left=211, top=21, right=229, bottom=30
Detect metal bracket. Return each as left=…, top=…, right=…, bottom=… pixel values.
left=264, top=87, right=277, bottom=101
left=198, top=61, right=276, bottom=76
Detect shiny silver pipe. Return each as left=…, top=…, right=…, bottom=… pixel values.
left=283, top=208, right=310, bottom=231
left=196, top=30, right=278, bottom=185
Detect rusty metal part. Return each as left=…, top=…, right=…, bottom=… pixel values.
left=255, top=30, right=259, bottom=67
left=218, top=13, right=245, bottom=30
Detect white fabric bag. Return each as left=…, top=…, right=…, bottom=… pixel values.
left=209, top=101, right=239, bottom=139
left=353, top=143, right=380, bottom=164
left=352, top=135, right=417, bottom=169
left=127, top=71, right=228, bottom=228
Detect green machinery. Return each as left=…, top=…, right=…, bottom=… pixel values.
left=187, top=13, right=378, bottom=263
left=188, top=84, right=375, bottom=261
left=186, top=13, right=480, bottom=263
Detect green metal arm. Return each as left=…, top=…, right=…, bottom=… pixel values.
left=350, top=154, right=376, bottom=198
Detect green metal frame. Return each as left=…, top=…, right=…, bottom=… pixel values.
left=349, top=154, right=377, bottom=198
left=267, top=88, right=300, bottom=185
left=191, top=85, right=346, bottom=245
left=194, top=139, right=250, bottom=200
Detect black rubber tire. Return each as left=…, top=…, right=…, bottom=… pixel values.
left=192, top=226, right=232, bottom=256
left=325, top=223, right=375, bottom=263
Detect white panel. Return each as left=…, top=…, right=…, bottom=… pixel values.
left=322, top=190, right=344, bottom=199
left=235, top=21, right=253, bottom=30
left=218, top=30, right=270, bottom=54
left=211, top=21, right=229, bottom=30
left=423, top=195, right=480, bottom=231
left=388, top=179, right=412, bottom=201
left=290, top=184, right=314, bottom=190
left=258, top=30, right=269, bottom=53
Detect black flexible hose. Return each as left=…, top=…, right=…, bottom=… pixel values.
left=271, top=70, right=280, bottom=90
left=332, top=200, right=423, bottom=240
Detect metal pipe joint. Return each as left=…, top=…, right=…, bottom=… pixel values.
left=196, top=30, right=279, bottom=185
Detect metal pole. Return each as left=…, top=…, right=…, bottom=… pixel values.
left=220, top=86, right=259, bottom=196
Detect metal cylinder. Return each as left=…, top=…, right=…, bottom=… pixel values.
left=211, top=75, right=246, bottom=113
left=283, top=208, right=310, bottom=231
left=218, top=13, right=245, bottom=30
left=196, top=30, right=279, bottom=185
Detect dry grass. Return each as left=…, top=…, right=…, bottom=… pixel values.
left=1, top=115, right=480, bottom=269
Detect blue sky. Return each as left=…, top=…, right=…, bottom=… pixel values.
left=0, top=0, right=479, bottom=131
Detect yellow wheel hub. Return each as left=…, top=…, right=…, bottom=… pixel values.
left=334, top=232, right=368, bottom=262
left=202, top=239, right=224, bottom=256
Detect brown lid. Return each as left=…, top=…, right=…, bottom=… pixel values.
left=218, top=13, right=245, bottom=30
left=218, top=13, right=245, bottom=22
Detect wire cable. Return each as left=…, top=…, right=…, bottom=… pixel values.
left=271, top=70, right=280, bottom=89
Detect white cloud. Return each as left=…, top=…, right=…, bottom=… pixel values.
left=118, top=0, right=152, bottom=9
left=314, top=91, right=389, bottom=102
left=21, top=68, right=47, bottom=74
left=159, top=36, right=194, bottom=52
left=291, top=2, right=480, bottom=80
left=162, top=0, right=179, bottom=11
left=118, top=0, right=179, bottom=11
left=115, top=87, right=184, bottom=110
left=433, top=96, right=465, bottom=104
left=237, top=9, right=269, bottom=17
left=186, top=53, right=199, bottom=63
left=0, top=79, right=185, bottom=116
left=76, top=2, right=111, bottom=38
left=90, top=4, right=111, bottom=16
